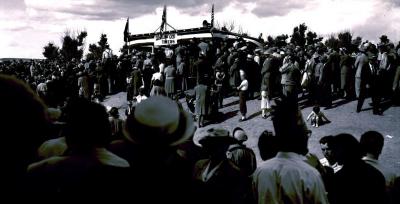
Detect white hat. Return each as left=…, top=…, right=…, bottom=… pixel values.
left=124, top=96, right=195, bottom=146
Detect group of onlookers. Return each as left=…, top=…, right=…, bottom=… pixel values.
left=1, top=73, right=399, bottom=203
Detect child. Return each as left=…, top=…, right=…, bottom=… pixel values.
left=306, top=105, right=330, bottom=127
left=237, top=70, right=248, bottom=122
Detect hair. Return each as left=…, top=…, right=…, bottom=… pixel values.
left=330, top=133, right=361, bottom=164
left=319, top=135, right=334, bottom=145
left=313, top=105, right=320, bottom=113
left=63, top=98, right=111, bottom=151
left=360, top=131, right=384, bottom=158
left=271, top=99, right=309, bottom=155
left=258, top=130, right=278, bottom=161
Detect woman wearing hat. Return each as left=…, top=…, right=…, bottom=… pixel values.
left=193, top=128, right=252, bottom=204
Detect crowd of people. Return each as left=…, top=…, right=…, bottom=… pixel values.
left=0, top=35, right=400, bottom=202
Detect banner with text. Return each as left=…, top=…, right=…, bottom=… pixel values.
left=154, top=33, right=177, bottom=46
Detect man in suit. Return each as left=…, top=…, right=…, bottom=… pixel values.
left=354, top=44, right=371, bottom=112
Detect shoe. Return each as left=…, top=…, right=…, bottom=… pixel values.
left=316, top=124, right=319, bottom=128
left=239, top=117, right=246, bottom=122
left=262, top=115, right=267, bottom=119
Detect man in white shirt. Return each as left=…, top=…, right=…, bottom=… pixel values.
left=253, top=100, right=329, bottom=204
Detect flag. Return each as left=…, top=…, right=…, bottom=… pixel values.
left=211, top=4, right=214, bottom=27
left=160, top=5, right=166, bottom=32
left=124, top=17, right=129, bottom=42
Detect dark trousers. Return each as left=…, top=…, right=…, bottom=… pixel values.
left=356, top=83, right=367, bottom=112
left=239, top=90, right=247, bottom=116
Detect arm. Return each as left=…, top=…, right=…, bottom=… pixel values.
left=279, top=63, right=291, bottom=73
left=237, top=80, right=245, bottom=90
left=306, top=111, right=314, bottom=121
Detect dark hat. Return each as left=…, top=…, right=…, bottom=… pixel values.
left=124, top=96, right=195, bottom=146
left=197, top=128, right=236, bottom=147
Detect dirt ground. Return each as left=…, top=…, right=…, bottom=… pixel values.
left=103, top=92, right=400, bottom=175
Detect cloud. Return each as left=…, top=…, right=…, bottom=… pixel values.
left=8, top=41, right=19, bottom=47
left=23, top=0, right=229, bottom=21
left=250, top=0, right=311, bottom=17
left=0, top=0, right=26, bottom=10
left=8, top=25, right=34, bottom=32
left=352, top=0, right=400, bottom=42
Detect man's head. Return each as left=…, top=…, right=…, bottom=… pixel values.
left=330, top=133, right=361, bottom=165
left=258, top=130, right=278, bottom=161
left=271, top=99, right=309, bottom=155
left=360, top=131, right=384, bottom=159
left=319, top=135, right=335, bottom=164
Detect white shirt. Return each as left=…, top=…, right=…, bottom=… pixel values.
left=253, top=152, right=329, bottom=204
left=151, top=72, right=163, bottom=82
left=319, top=157, right=342, bottom=173
left=238, top=79, right=249, bottom=91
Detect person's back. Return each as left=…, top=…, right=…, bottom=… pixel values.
left=360, top=131, right=398, bottom=203
left=330, top=133, right=386, bottom=204
left=227, top=127, right=257, bottom=176
left=26, top=98, right=129, bottom=198
left=253, top=152, right=328, bottom=204
left=252, top=99, right=329, bottom=204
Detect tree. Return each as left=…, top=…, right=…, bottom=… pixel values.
left=306, top=31, right=323, bottom=46
left=338, top=31, right=353, bottom=51
left=86, top=34, right=110, bottom=61
left=290, top=23, right=307, bottom=47
left=379, top=35, right=389, bottom=44
left=325, top=35, right=340, bottom=51
left=275, top=34, right=289, bottom=48
left=42, top=42, right=59, bottom=60
left=59, top=30, right=87, bottom=61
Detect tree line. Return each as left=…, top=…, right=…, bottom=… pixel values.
left=42, top=23, right=395, bottom=61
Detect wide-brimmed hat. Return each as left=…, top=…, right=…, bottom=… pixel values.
left=124, top=96, right=195, bottom=146
left=197, top=128, right=236, bottom=147
left=232, top=127, right=248, bottom=142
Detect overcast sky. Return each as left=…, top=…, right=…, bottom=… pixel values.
left=1, top=0, right=400, bottom=59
